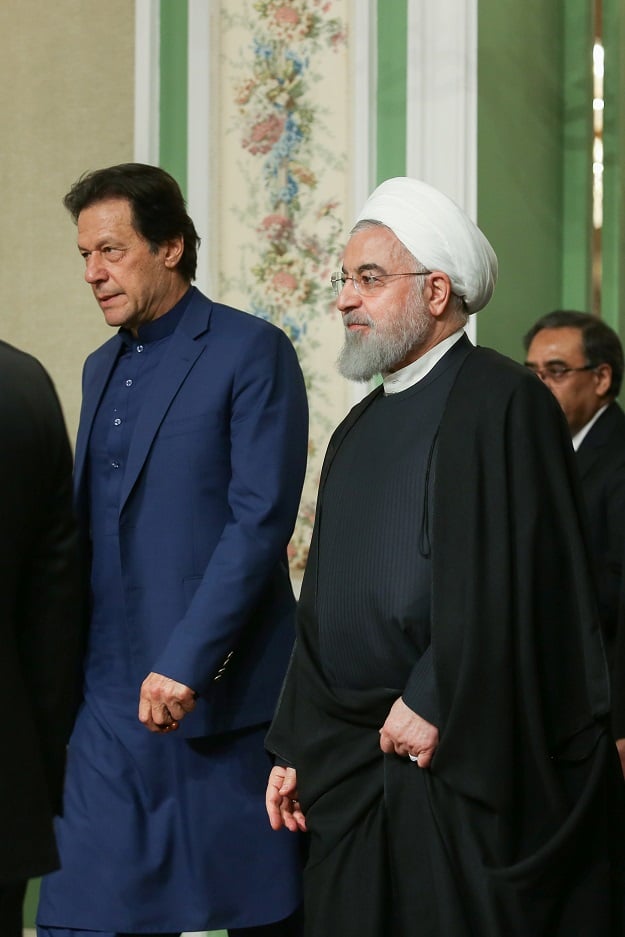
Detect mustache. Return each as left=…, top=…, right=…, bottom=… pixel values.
left=342, top=313, right=375, bottom=329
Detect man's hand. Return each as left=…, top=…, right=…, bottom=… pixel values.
left=266, top=765, right=307, bottom=833
left=616, top=738, right=625, bottom=779
left=138, top=671, right=198, bottom=733
left=379, top=696, right=439, bottom=768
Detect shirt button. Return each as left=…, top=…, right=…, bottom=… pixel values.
left=113, top=418, right=122, bottom=426
left=136, top=344, right=144, bottom=353
left=111, top=461, right=120, bottom=469
left=125, top=379, right=133, bottom=387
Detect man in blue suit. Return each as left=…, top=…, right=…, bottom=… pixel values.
left=37, top=163, right=309, bottom=937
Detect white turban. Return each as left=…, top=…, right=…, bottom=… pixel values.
left=354, top=177, right=498, bottom=313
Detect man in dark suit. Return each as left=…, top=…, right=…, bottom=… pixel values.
left=524, top=313, right=625, bottom=668
left=524, top=311, right=625, bottom=775
left=0, top=342, right=82, bottom=937
left=37, top=163, right=308, bottom=937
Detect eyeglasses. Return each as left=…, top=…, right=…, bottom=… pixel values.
left=525, top=363, right=596, bottom=383
left=330, top=271, right=431, bottom=296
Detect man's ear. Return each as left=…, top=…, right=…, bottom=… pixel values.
left=163, top=235, right=185, bottom=269
left=593, top=362, right=613, bottom=398
left=426, top=271, right=453, bottom=319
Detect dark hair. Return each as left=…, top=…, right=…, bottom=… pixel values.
left=523, top=309, right=624, bottom=397
left=63, top=163, right=200, bottom=281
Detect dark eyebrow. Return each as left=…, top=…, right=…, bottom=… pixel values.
left=525, top=357, right=569, bottom=368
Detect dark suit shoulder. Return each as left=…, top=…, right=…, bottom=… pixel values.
left=0, top=339, right=54, bottom=383
left=580, top=402, right=625, bottom=454
left=0, top=341, right=65, bottom=435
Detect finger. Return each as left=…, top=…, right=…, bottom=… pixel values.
left=408, top=750, right=432, bottom=768
left=169, top=699, right=188, bottom=718
left=138, top=695, right=151, bottom=725
left=291, top=802, right=307, bottom=833
left=280, top=799, right=301, bottom=833
left=153, top=704, right=177, bottom=730
left=266, top=795, right=284, bottom=830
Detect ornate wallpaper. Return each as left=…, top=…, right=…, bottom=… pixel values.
left=217, top=0, right=352, bottom=572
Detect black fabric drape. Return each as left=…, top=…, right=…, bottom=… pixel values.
left=267, top=343, right=625, bottom=937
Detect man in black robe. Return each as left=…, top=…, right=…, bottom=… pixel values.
left=265, top=177, right=625, bottom=937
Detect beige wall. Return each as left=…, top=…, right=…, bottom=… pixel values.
left=0, top=0, right=134, bottom=441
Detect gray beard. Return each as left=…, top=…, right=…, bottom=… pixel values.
left=337, top=302, right=431, bottom=382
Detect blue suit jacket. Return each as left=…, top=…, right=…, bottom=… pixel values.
left=74, top=288, right=309, bottom=737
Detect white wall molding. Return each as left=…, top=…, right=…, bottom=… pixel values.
left=406, top=0, right=477, bottom=215
left=350, top=0, right=377, bottom=219
left=187, top=0, right=214, bottom=295
left=406, top=0, right=478, bottom=339
left=348, top=0, right=378, bottom=406
left=134, top=0, right=160, bottom=164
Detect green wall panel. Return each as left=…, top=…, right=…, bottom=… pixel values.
left=602, top=0, right=625, bottom=334
left=477, top=0, right=566, bottom=361
left=561, top=0, right=592, bottom=313
left=160, top=0, right=188, bottom=194
left=377, top=0, right=407, bottom=182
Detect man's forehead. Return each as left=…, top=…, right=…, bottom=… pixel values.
left=529, top=327, right=585, bottom=360
left=342, top=225, right=404, bottom=267
left=77, top=197, right=137, bottom=244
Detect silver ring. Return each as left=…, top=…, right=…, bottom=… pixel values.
left=408, top=753, right=418, bottom=762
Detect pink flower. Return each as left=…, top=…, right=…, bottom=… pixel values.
left=274, top=5, right=300, bottom=26
left=260, top=214, right=294, bottom=242
left=235, top=79, right=256, bottom=106
left=242, top=115, right=285, bottom=155
left=272, top=271, right=298, bottom=292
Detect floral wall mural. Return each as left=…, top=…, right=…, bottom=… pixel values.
left=218, top=0, right=352, bottom=573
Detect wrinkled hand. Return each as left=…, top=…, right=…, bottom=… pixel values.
left=138, top=671, right=198, bottom=733
left=266, top=765, right=307, bottom=833
left=379, top=696, right=439, bottom=768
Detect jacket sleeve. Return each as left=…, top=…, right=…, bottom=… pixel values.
left=151, top=325, right=309, bottom=693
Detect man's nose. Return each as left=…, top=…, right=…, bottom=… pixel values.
left=84, top=253, right=107, bottom=284
left=337, top=278, right=361, bottom=312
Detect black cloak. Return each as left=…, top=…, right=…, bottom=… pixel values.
left=267, top=345, right=625, bottom=937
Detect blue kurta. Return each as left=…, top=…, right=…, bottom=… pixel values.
left=38, top=297, right=302, bottom=933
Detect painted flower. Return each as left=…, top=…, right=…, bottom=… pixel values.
left=235, top=79, right=257, bottom=106
left=229, top=0, right=348, bottom=574
left=242, top=114, right=285, bottom=154
left=290, top=162, right=316, bottom=187
left=271, top=270, right=298, bottom=293
left=274, top=5, right=299, bottom=27
left=260, top=213, right=294, bottom=241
